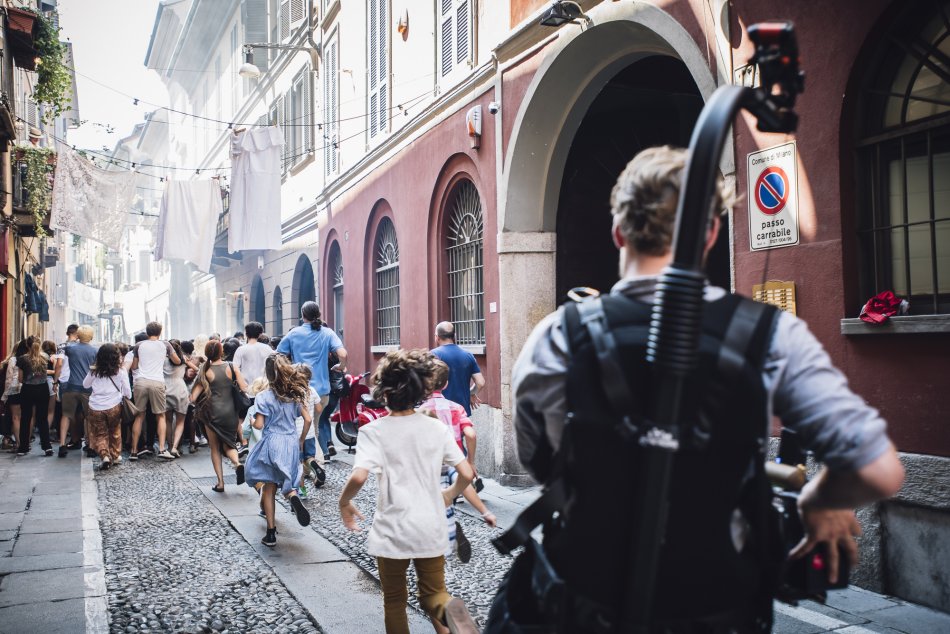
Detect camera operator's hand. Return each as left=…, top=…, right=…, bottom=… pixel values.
left=790, top=501, right=861, bottom=584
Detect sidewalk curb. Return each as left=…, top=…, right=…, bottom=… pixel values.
left=80, top=457, right=109, bottom=634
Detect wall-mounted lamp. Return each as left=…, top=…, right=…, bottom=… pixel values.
left=240, top=0, right=321, bottom=79
left=238, top=48, right=261, bottom=79
left=539, top=1, right=592, bottom=28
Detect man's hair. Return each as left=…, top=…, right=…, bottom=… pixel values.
left=610, top=146, right=733, bottom=256
left=301, top=301, right=323, bottom=331
left=76, top=325, right=94, bottom=343
left=435, top=321, right=455, bottom=342
left=134, top=332, right=148, bottom=343
left=145, top=321, right=163, bottom=337
left=245, top=322, right=264, bottom=339
left=66, top=324, right=79, bottom=336
left=233, top=331, right=245, bottom=339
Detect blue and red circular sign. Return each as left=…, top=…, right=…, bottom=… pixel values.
left=754, top=166, right=789, bottom=215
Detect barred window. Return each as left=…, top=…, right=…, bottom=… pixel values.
left=374, top=218, right=400, bottom=346
left=445, top=180, right=484, bottom=345
left=856, top=3, right=950, bottom=314
left=329, top=242, right=344, bottom=340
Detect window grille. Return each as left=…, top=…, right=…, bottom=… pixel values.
left=374, top=218, right=400, bottom=345
left=445, top=180, right=484, bottom=345
left=330, top=243, right=344, bottom=339
left=856, top=4, right=950, bottom=314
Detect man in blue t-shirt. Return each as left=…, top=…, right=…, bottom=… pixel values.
left=430, top=321, right=485, bottom=416
left=277, top=301, right=347, bottom=417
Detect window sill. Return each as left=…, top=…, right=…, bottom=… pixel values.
left=370, top=345, right=398, bottom=354
left=290, top=153, right=315, bottom=177
left=460, top=344, right=486, bottom=356
left=840, top=315, right=950, bottom=335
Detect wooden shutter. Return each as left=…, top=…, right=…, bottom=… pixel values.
left=440, top=0, right=453, bottom=77
left=369, top=0, right=388, bottom=138
left=324, top=36, right=339, bottom=175
left=242, top=0, right=269, bottom=71
left=279, top=0, right=291, bottom=40
left=456, top=0, right=469, bottom=66
left=290, top=0, right=305, bottom=29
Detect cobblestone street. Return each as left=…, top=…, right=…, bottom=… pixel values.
left=97, top=459, right=321, bottom=634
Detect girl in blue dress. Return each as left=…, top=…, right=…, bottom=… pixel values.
left=245, top=353, right=313, bottom=547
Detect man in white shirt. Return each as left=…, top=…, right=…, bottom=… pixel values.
left=130, top=321, right=180, bottom=460
left=233, top=322, right=271, bottom=389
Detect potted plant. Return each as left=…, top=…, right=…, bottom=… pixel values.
left=31, top=11, right=71, bottom=122
left=20, top=146, right=55, bottom=237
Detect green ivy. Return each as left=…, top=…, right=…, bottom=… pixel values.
left=22, top=146, right=55, bottom=237
left=31, top=11, right=71, bottom=123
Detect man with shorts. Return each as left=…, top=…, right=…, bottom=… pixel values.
left=130, top=322, right=180, bottom=460
left=58, top=325, right=97, bottom=457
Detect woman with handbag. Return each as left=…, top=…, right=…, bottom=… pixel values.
left=165, top=339, right=199, bottom=457
left=82, top=343, right=131, bottom=470
left=190, top=341, right=247, bottom=492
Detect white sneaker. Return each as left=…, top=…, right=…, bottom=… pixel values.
left=157, top=450, right=175, bottom=460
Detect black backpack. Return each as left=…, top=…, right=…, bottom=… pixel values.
left=486, top=293, right=783, bottom=634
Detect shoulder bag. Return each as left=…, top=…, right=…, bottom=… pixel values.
left=227, top=362, right=253, bottom=418
left=108, top=375, right=139, bottom=426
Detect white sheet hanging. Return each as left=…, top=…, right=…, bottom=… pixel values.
left=229, top=127, right=283, bottom=253
left=50, top=146, right=137, bottom=250
left=154, top=179, right=222, bottom=273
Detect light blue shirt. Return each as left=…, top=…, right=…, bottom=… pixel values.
left=276, top=324, right=343, bottom=396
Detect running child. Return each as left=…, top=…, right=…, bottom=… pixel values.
left=339, top=349, right=479, bottom=634
left=244, top=354, right=313, bottom=547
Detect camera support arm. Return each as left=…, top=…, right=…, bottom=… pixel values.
left=623, top=22, right=804, bottom=632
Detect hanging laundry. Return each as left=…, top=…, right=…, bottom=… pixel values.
left=51, top=146, right=137, bottom=250
left=154, top=179, right=222, bottom=273
left=229, top=127, right=283, bottom=253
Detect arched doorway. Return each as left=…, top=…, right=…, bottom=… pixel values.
left=272, top=287, right=284, bottom=335
left=555, top=55, right=729, bottom=298
left=292, top=254, right=316, bottom=325
left=250, top=275, right=266, bottom=325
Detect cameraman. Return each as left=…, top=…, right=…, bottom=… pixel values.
left=496, top=146, right=904, bottom=632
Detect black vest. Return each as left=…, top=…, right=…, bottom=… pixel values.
left=548, top=292, right=779, bottom=627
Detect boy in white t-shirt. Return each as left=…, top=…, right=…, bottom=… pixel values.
left=339, top=349, right=479, bottom=634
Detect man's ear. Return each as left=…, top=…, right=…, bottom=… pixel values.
left=612, top=223, right=626, bottom=250
left=703, top=214, right=722, bottom=254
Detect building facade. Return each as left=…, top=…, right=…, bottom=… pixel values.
left=144, top=0, right=949, bottom=610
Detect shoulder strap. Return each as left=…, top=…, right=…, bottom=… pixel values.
left=108, top=375, right=122, bottom=395
left=227, top=362, right=236, bottom=384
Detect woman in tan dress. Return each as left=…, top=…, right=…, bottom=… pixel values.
left=190, top=341, right=247, bottom=491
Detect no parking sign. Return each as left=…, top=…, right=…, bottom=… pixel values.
left=747, top=141, right=799, bottom=251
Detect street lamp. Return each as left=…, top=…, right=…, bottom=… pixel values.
left=239, top=0, right=321, bottom=79
left=539, top=1, right=592, bottom=28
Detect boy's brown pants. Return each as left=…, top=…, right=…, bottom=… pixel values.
left=377, top=555, right=451, bottom=633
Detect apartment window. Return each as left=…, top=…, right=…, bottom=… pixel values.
left=279, top=0, right=305, bottom=41
left=856, top=4, right=950, bottom=314
left=444, top=179, right=484, bottom=345
left=286, top=68, right=313, bottom=169
left=438, top=0, right=472, bottom=83
left=328, top=241, right=344, bottom=340
left=368, top=0, right=389, bottom=139
left=374, top=217, right=400, bottom=346
left=324, top=31, right=339, bottom=176
left=242, top=0, right=269, bottom=92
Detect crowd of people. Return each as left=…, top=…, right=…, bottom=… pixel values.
left=0, top=303, right=490, bottom=633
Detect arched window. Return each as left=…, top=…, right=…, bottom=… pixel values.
left=856, top=3, right=950, bottom=314
left=328, top=241, right=344, bottom=340
left=272, top=287, right=284, bottom=336
left=374, top=217, right=400, bottom=345
left=251, top=275, right=266, bottom=325
left=292, top=254, right=316, bottom=321
left=444, top=179, right=484, bottom=345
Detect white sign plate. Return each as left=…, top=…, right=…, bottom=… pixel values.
left=747, top=141, right=799, bottom=251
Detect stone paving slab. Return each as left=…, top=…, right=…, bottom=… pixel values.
left=25, top=493, right=83, bottom=513
left=0, top=551, right=84, bottom=574
left=0, top=566, right=87, bottom=608
left=0, top=597, right=87, bottom=634
left=0, top=512, right=24, bottom=531
left=826, top=587, right=902, bottom=614
left=10, top=529, right=85, bottom=557
left=858, top=603, right=950, bottom=633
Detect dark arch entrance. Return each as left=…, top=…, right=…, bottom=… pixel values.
left=272, top=287, right=284, bottom=335
left=555, top=55, right=730, bottom=299
left=292, top=254, right=316, bottom=324
left=250, top=275, right=265, bottom=325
